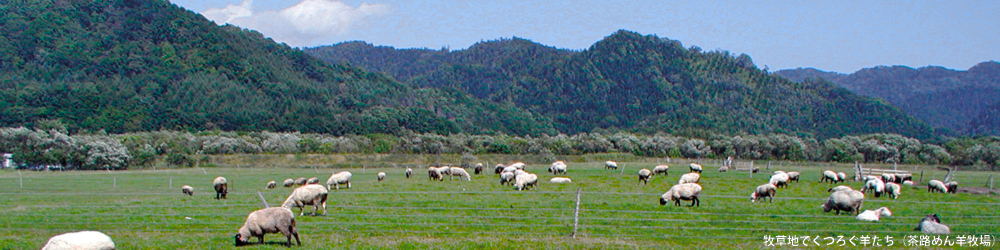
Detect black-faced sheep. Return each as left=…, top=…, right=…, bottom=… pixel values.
left=213, top=176, right=228, bottom=199
left=281, top=184, right=328, bottom=216
left=494, top=164, right=504, bottom=174
left=861, top=178, right=886, bottom=198
left=660, top=183, right=702, bottom=207
left=474, top=163, right=484, bottom=175
left=500, top=172, right=515, bottom=185
left=652, top=165, right=669, bottom=176
left=822, top=190, right=865, bottom=215
left=326, top=171, right=352, bottom=190
left=837, top=172, right=847, bottom=182
left=266, top=181, right=277, bottom=189
left=786, top=171, right=800, bottom=182
left=42, top=231, right=115, bottom=250
left=282, top=178, right=295, bottom=187
left=927, top=180, right=948, bottom=193
left=688, top=163, right=703, bottom=173
left=638, top=168, right=652, bottom=185
left=678, top=172, right=700, bottom=184
left=945, top=181, right=958, bottom=194
left=181, top=185, right=194, bottom=196
left=885, top=182, right=901, bottom=199
left=235, top=207, right=300, bottom=247
left=428, top=166, right=440, bottom=180
left=377, top=172, right=386, bottom=182
left=820, top=170, right=839, bottom=183
left=548, top=161, right=568, bottom=175
left=915, top=214, right=951, bottom=234
left=405, top=167, right=412, bottom=178
left=306, top=177, right=320, bottom=185
left=750, top=183, right=777, bottom=203
left=605, top=161, right=618, bottom=170
left=293, top=177, right=307, bottom=186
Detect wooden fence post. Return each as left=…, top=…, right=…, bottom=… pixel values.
left=257, top=191, right=270, bottom=208
left=573, top=188, right=582, bottom=239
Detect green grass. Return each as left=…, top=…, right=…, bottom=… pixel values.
left=1, top=157, right=998, bottom=249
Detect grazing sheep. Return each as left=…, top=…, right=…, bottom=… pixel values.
left=181, top=185, right=194, bottom=196
left=435, top=166, right=453, bottom=181
left=885, top=182, right=901, bottom=199
left=945, top=181, right=958, bottom=194
left=306, top=177, right=320, bottom=185
left=861, top=178, right=886, bottom=198
left=786, top=171, right=800, bottom=182
left=213, top=176, right=228, bottom=199
left=514, top=173, right=538, bottom=191
left=266, top=181, right=277, bottom=189
left=41, top=231, right=115, bottom=250
left=750, top=183, right=777, bottom=203
left=688, top=163, right=703, bottom=173
left=896, top=173, right=913, bottom=183
left=820, top=170, right=839, bottom=183
left=638, top=168, right=652, bottom=185
left=494, top=164, right=505, bottom=174
left=450, top=167, right=471, bottom=181
left=769, top=172, right=790, bottom=188
left=235, top=207, right=300, bottom=247
left=659, top=183, right=703, bottom=207
left=856, top=207, right=892, bottom=222
left=837, top=172, right=847, bottom=182
left=605, top=161, right=618, bottom=170
left=405, top=168, right=412, bottom=178
left=827, top=185, right=854, bottom=193
left=882, top=174, right=897, bottom=184
left=281, top=184, right=328, bottom=216
left=927, top=180, right=948, bottom=193
left=377, top=172, right=386, bottom=182
left=293, top=177, right=307, bottom=186
left=549, top=177, right=572, bottom=183
left=822, top=190, right=865, bottom=215
left=903, top=180, right=914, bottom=186
left=282, top=178, right=295, bottom=187
left=678, top=173, right=701, bottom=184
left=548, top=161, right=568, bottom=175
left=326, top=171, right=353, bottom=190
left=500, top=172, right=516, bottom=185
left=474, top=163, right=484, bottom=175
left=652, top=165, right=669, bottom=176
left=915, top=214, right=951, bottom=235
left=428, top=166, right=440, bottom=180
left=510, top=162, right=526, bottom=170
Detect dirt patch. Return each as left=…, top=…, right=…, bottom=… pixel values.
left=957, top=186, right=999, bottom=195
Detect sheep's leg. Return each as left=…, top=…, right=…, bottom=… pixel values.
left=258, top=235, right=265, bottom=244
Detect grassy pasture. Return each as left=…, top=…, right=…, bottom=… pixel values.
left=0, top=157, right=998, bottom=249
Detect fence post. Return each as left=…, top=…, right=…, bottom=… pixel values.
left=170, top=177, right=173, bottom=189
left=257, top=191, right=270, bottom=208
left=918, top=171, right=924, bottom=184
left=113, top=177, right=117, bottom=189
left=573, top=188, right=582, bottom=239
left=18, top=170, right=23, bottom=188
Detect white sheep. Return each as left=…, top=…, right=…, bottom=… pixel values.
left=510, top=162, right=526, bottom=170
left=293, top=177, right=307, bottom=186
left=822, top=190, right=865, bottom=215
left=234, top=207, right=301, bottom=247
left=885, top=182, right=901, bottom=199
left=281, top=184, right=328, bottom=216
left=660, top=183, right=702, bottom=207
left=306, top=177, right=320, bottom=185
left=450, top=167, right=471, bottom=181
left=786, top=171, right=800, bottom=182
left=282, top=178, right=295, bottom=187
left=213, top=176, right=228, bottom=199
left=927, top=180, right=948, bottom=193
left=827, top=185, right=854, bottom=193
left=549, top=177, right=572, bottom=183
left=820, top=170, right=839, bottom=183
left=717, top=166, right=729, bottom=172
left=434, top=166, right=453, bottom=181
left=499, top=172, right=516, bottom=185
left=181, top=185, right=194, bottom=196
left=688, top=163, right=703, bottom=173
left=428, top=166, right=440, bottom=180
left=861, top=178, right=886, bottom=198
left=896, top=173, right=913, bottom=183
left=638, top=168, right=652, bottom=185
left=837, top=172, right=847, bottom=182
left=678, top=172, right=700, bottom=184
left=326, top=171, right=353, bottom=190
left=548, top=161, right=568, bottom=174
left=903, top=180, right=914, bottom=186
left=881, top=173, right=897, bottom=184
left=750, top=183, right=777, bottom=203
left=605, top=161, right=618, bottom=170
left=405, top=167, right=413, bottom=178
left=514, top=173, right=538, bottom=191
left=41, top=231, right=115, bottom=250
left=915, top=214, right=951, bottom=234
left=652, top=165, right=669, bottom=175
left=856, top=207, right=892, bottom=222
left=769, top=172, right=790, bottom=188
left=493, top=164, right=505, bottom=174
left=377, top=172, right=386, bottom=182
left=945, top=181, right=959, bottom=194
left=266, top=181, right=277, bottom=189
left=474, top=163, right=484, bottom=175
left=501, top=166, right=518, bottom=174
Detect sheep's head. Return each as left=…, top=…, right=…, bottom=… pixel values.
left=234, top=233, right=249, bottom=246
left=659, top=196, right=668, bottom=205
left=750, top=192, right=757, bottom=203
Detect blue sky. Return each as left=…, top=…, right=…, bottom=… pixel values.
left=168, top=0, right=1000, bottom=73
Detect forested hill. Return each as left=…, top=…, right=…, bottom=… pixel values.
left=776, top=62, right=1000, bottom=136
left=306, top=31, right=935, bottom=140
left=0, top=0, right=556, bottom=136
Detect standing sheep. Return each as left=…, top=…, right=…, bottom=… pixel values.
left=885, top=182, right=901, bottom=199
left=405, top=168, right=413, bottom=178
left=428, top=166, right=439, bottom=180
left=494, top=164, right=505, bottom=174
left=750, top=183, right=777, bottom=203
left=915, top=214, right=951, bottom=234
left=652, top=165, right=669, bottom=176
left=861, top=178, right=886, bottom=198
left=306, top=177, right=320, bottom=185
left=474, top=163, right=484, bottom=175
left=605, top=161, right=618, bottom=170
left=678, top=172, right=700, bottom=184
left=820, top=170, right=839, bottom=183
left=293, top=177, right=307, bottom=186
left=659, top=183, right=703, bottom=207
left=827, top=185, right=854, bottom=193
left=548, top=161, right=568, bottom=175
left=769, top=172, right=790, bottom=188
left=786, top=171, right=800, bottom=182
left=266, top=181, right=277, bottom=189
left=837, top=172, right=847, bottom=182
left=326, top=171, right=353, bottom=190
left=377, top=172, right=386, bottom=182
left=234, top=207, right=301, bottom=247
left=638, top=168, right=652, bottom=185
left=514, top=173, right=538, bottom=191
left=822, top=190, right=865, bottom=215
left=450, top=167, right=471, bottom=181
left=281, top=184, right=328, bottom=216
left=945, top=181, right=959, bottom=194
left=213, top=176, right=228, bottom=199
left=41, top=231, right=115, bottom=250
left=282, top=178, right=295, bottom=187
left=499, top=172, right=516, bottom=186
left=688, top=163, right=703, bottom=173
left=856, top=207, right=892, bottom=222
left=927, top=180, right=948, bottom=193
left=181, top=185, right=194, bottom=196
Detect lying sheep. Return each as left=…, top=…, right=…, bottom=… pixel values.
left=678, top=173, right=700, bottom=184
left=769, top=172, right=790, bottom=188
left=822, top=190, right=865, bottom=215
left=820, top=170, right=839, bottom=183
left=903, top=180, right=914, bottom=186
left=514, top=173, right=538, bottom=191
left=885, top=182, right=901, bottom=199
left=293, top=177, right=307, bottom=186
left=377, top=172, right=386, bottom=182
left=306, top=177, right=320, bottom=185
left=450, top=167, right=471, bottom=181
left=750, top=183, right=777, bottom=203
left=282, top=178, right=295, bottom=187
left=605, top=161, right=618, bottom=170
left=688, top=163, right=703, bottom=173
left=235, top=207, right=301, bottom=247
left=266, top=181, right=276, bottom=189
left=213, top=176, right=228, bottom=199
left=42, top=231, right=115, bottom=250
left=660, top=183, right=702, bottom=207
left=474, top=163, right=484, bottom=175
left=181, top=185, right=194, bottom=196
left=652, top=165, right=669, bottom=175
left=500, top=172, right=516, bottom=185
left=945, top=181, right=958, bottom=194
left=549, top=177, right=572, bottom=183
left=915, top=214, right=951, bottom=235
left=548, top=161, right=568, bottom=175
left=638, top=168, right=652, bottom=185
left=281, top=184, right=328, bottom=216
left=405, top=168, right=412, bottom=178
left=786, top=171, right=800, bottom=182
left=717, top=166, right=729, bottom=172
left=927, top=180, right=948, bottom=193
left=326, top=171, right=352, bottom=190
left=856, top=207, right=892, bottom=222
left=827, top=185, right=854, bottom=193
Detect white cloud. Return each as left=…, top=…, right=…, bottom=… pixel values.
left=201, top=0, right=391, bottom=46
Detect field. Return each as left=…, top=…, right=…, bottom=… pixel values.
left=1, top=155, right=998, bottom=249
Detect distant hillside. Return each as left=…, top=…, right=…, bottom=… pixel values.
left=777, top=62, right=1000, bottom=135
left=0, top=0, right=555, bottom=136
left=307, top=31, right=936, bottom=140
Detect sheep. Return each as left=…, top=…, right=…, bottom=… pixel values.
left=861, top=178, right=886, bottom=198
left=786, top=171, right=800, bottom=182
left=605, top=161, right=618, bottom=170
left=474, top=163, right=484, bottom=175
left=281, top=184, right=328, bottom=216
left=510, top=162, right=526, bottom=170
left=499, top=172, right=516, bottom=185
left=514, top=173, right=538, bottom=191
left=914, top=214, right=951, bottom=235
left=903, top=180, right=914, bottom=186
left=549, top=177, right=572, bottom=183
left=326, top=171, right=352, bottom=190
left=652, top=165, right=670, bottom=175
left=659, top=183, right=703, bottom=207
left=820, top=170, right=840, bottom=183
left=213, top=176, right=228, bottom=199
left=885, top=182, right=901, bottom=199
left=827, top=185, right=854, bottom=193
left=678, top=173, right=700, bottom=184
left=450, top=167, right=471, bottom=181
left=502, top=166, right=518, bottom=174
left=717, top=166, right=728, bottom=172
left=896, top=173, right=913, bottom=183
left=750, top=183, right=777, bottom=203
left=377, top=172, right=386, bottom=182
left=945, top=181, right=959, bottom=194
left=282, top=178, right=295, bottom=187
left=428, top=166, right=440, bottom=180
left=41, top=231, right=115, bottom=250
left=266, top=181, right=277, bottom=189
left=494, top=164, right=505, bottom=174
left=293, top=177, right=307, bottom=186
left=822, top=190, right=865, bottom=215
left=856, top=207, right=892, bottom=222
left=405, top=167, right=412, bottom=178
left=837, top=172, right=847, bottom=182
left=638, top=168, right=652, bottom=185
left=688, top=163, right=703, bottom=173
left=435, top=166, right=453, bottom=180
left=306, top=177, right=320, bottom=185
left=769, top=172, right=790, bottom=188
left=234, top=207, right=301, bottom=247
left=927, top=180, right=948, bottom=193
left=181, top=185, right=194, bottom=196
left=548, top=161, right=568, bottom=175
left=881, top=173, right=896, bottom=184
